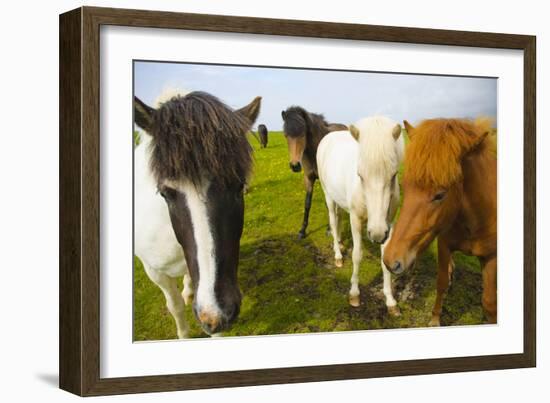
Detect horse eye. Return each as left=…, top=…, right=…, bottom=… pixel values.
left=432, top=191, right=446, bottom=202
left=391, top=173, right=397, bottom=183
left=157, top=187, right=169, bottom=199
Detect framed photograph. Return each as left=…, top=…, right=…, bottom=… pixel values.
left=59, top=6, right=536, bottom=396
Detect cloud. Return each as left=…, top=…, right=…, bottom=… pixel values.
left=134, top=62, right=497, bottom=130
left=153, top=87, right=190, bottom=108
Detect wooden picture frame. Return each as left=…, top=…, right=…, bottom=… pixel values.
left=59, top=6, right=536, bottom=396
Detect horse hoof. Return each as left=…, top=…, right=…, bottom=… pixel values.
left=349, top=295, right=360, bottom=307
left=335, top=258, right=343, bottom=268
left=428, top=317, right=441, bottom=327
left=388, top=305, right=401, bottom=317
left=297, top=231, right=306, bottom=240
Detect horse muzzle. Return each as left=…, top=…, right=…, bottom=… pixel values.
left=289, top=162, right=302, bottom=173
left=387, top=261, right=405, bottom=275
left=195, top=303, right=240, bottom=335
left=368, top=229, right=390, bottom=244
left=385, top=257, right=416, bottom=276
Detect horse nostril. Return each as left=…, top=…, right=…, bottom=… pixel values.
left=391, top=261, right=404, bottom=275
left=289, top=162, right=302, bottom=172
left=198, top=311, right=222, bottom=334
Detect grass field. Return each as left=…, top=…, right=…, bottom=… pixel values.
left=134, top=132, right=485, bottom=341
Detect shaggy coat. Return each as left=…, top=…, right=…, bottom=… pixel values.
left=137, top=91, right=259, bottom=189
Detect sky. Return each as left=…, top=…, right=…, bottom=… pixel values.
left=134, top=61, right=497, bottom=131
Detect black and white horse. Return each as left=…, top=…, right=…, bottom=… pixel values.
left=134, top=91, right=261, bottom=337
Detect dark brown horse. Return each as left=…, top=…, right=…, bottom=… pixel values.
left=258, top=124, right=268, bottom=148
left=383, top=118, right=497, bottom=326
left=281, top=106, right=347, bottom=239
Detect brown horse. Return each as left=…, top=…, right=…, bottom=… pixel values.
left=281, top=106, right=347, bottom=239
left=383, top=118, right=497, bottom=325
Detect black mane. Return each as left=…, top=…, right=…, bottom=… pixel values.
left=149, top=92, right=253, bottom=189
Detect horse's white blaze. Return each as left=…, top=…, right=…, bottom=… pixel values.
left=175, top=181, right=222, bottom=321
left=317, top=116, right=404, bottom=310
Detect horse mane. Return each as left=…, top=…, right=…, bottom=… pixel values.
left=404, top=118, right=495, bottom=189
left=149, top=91, right=253, bottom=189
left=283, top=106, right=332, bottom=135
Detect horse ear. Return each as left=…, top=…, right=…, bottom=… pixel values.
left=281, top=110, right=286, bottom=120
left=134, top=97, right=155, bottom=132
left=403, top=120, right=415, bottom=138
left=350, top=124, right=360, bottom=141
left=237, top=96, right=262, bottom=127
left=392, top=123, right=402, bottom=140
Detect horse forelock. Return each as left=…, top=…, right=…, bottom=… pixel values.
left=283, top=106, right=308, bottom=137
left=356, top=116, right=402, bottom=178
left=404, top=118, right=493, bottom=189
left=149, top=91, right=253, bottom=189
left=283, top=106, right=329, bottom=138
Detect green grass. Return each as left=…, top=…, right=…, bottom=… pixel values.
left=134, top=132, right=485, bottom=341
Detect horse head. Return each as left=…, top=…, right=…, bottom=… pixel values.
left=350, top=117, right=403, bottom=244
left=134, top=92, right=261, bottom=334
left=282, top=107, right=312, bottom=172
left=383, top=118, right=490, bottom=275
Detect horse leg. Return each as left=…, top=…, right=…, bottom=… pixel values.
left=448, top=257, right=455, bottom=287
left=298, top=175, right=315, bottom=239
left=429, top=239, right=452, bottom=326
left=182, top=272, right=194, bottom=306
left=326, top=199, right=343, bottom=267
left=325, top=203, right=332, bottom=237
left=349, top=213, right=363, bottom=307
left=381, top=228, right=400, bottom=316
left=143, top=263, right=189, bottom=339
left=481, top=256, right=497, bottom=323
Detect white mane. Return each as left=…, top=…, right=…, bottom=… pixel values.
left=355, top=116, right=404, bottom=178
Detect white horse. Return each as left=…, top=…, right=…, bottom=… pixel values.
left=134, top=133, right=194, bottom=338
left=317, top=116, right=404, bottom=314
left=134, top=91, right=261, bottom=338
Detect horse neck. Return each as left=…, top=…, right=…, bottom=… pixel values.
left=304, top=117, right=330, bottom=169
left=458, top=148, right=497, bottom=235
